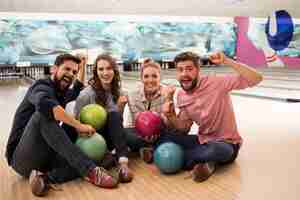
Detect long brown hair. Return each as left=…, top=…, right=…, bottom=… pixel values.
left=88, top=54, right=121, bottom=107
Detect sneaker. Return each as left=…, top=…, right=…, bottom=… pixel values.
left=191, top=162, right=216, bottom=182
left=139, top=147, right=154, bottom=164
left=118, top=157, right=134, bottom=183
left=29, top=170, right=49, bottom=197
left=85, top=166, right=118, bottom=188
left=98, top=152, right=117, bottom=169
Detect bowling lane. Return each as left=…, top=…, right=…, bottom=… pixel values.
left=0, top=81, right=29, bottom=146
left=1, top=79, right=300, bottom=200
left=232, top=87, right=300, bottom=101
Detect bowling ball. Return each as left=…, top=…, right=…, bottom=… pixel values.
left=79, top=104, right=107, bottom=130
left=266, top=10, right=294, bottom=51
left=135, top=111, right=162, bottom=137
left=76, top=133, right=107, bottom=161
left=154, top=142, right=184, bottom=174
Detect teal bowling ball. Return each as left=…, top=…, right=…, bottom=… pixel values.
left=76, top=133, right=107, bottom=161
left=154, top=142, right=184, bottom=174
left=79, top=104, right=107, bottom=130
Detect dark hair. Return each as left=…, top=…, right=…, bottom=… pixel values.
left=88, top=54, right=121, bottom=106
left=54, top=53, right=81, bottom=66
left=174, top=51, right=202, bottom=68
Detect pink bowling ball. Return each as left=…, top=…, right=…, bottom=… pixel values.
left=135, top=111, right=162, bottom=137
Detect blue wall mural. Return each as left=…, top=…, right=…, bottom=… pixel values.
left=0, top=19, right=237, bottom=64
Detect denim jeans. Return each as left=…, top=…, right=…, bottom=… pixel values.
left=99, top=111, right=129, bottom=159
left=157, top=131, right=240, bottom=170
left=124, top=128, right=146, bottom=152
left=11, top=112, right=96, bottom=183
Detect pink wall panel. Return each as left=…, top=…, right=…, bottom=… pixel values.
left=234, top=16, right=300, bottom=69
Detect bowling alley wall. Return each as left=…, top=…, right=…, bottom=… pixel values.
left=235, top=15, right=300, bottom=69
left=0, top=12, right=299, bottom=69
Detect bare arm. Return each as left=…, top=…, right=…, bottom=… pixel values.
left=209, top=52, right=263, bottom=85
left=53, top=105, right=95, bottom=136
left=76, top=54, right=87, bottom=84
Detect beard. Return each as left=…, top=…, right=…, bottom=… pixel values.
left=180, top=77, right=198, bottom=92
left=53, top=75, right=72, bottom=93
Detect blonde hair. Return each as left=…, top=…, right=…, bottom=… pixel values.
left=140, top=58, right=161, bottom=79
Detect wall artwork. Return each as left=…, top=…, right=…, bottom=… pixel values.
left=245, top=10, right=300, bottom=68
left=0, top=16, right=236, bottom=64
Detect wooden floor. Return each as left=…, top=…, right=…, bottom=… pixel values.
left=1, top=80, right=300, bottom=200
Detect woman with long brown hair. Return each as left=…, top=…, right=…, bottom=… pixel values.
left=74, top=54, right=133, bottom=185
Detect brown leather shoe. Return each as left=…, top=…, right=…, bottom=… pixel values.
left=139, top=147, right=154, bottom=164
left=29, top=170, right=49, bottom=197
left=119, top=164, right=134, bottom=183
left=191, top=162, right=215, bottom=182
left=85, top=167, right=118, bottom=188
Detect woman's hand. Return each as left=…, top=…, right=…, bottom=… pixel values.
left=117, top=95, right=128, bottom=112
left=162, top=100, right=176, bottom=118
left=141, top=134, right=159, bottom=143
left=117, top=95, right=128, bottom=107
left=161, top=85, right=176, bottom=101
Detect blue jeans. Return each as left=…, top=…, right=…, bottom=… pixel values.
left=157, top=131, right=240, bottom=170
left=11, top=112, right=96, bottom=183
left=124, top=128, right=150, bottom=152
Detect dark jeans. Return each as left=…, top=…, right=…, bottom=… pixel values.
left=157, top=132, right=240, bottom=170
left=124, top=128, right=153, bottom=152
left=11, top=112, right=96, bottom=183
left=99, top=111, right=129, bottom=159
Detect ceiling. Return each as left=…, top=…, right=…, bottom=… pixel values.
left=0, top=0, right=299, bottom=18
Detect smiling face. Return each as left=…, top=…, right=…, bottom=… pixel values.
left=96, top=59, right=115, bottom=89
left=176, top=60, right=199, bottom=92
left=142, top=66, right=161, bottom=95
left=52, top=60, right=79, bottom=92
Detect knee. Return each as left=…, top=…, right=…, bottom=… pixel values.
left=156, top=133, right=172, bottom=144
left=33, top=112, right=57, bottom=125
left=209, top=143, right=234, bottom=161
left=31, top=112, right=43, bottom=123
left=11, top=159, right=31, bottom=178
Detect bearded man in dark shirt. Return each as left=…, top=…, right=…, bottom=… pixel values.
left=5, top=53, right=119, bottom=197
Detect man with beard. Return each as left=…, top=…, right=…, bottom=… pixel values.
left=5, top=54, right=119, bottom=197
left=161, top=51, right=263, bottom=182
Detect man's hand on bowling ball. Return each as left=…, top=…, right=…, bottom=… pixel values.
left=77, top=123, right=95, bottom=137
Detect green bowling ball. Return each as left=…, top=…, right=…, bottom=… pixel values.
left=76, top=133, right=107, bottom=161
left=79, top=104, right=107, bottom=130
